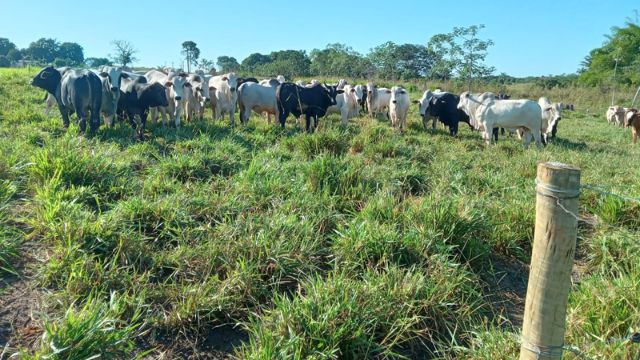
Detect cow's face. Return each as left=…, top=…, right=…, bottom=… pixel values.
left=322, top=84, right=344, bottom=106
left=457, top=91, right=472, bottom=111
left=414, top=90, right=433, bottom=116
left=222, top=73, right=238, bottom=92
left=139, top=83, right=170, bottom=108
left=544, top=103, right=562, bottom=133
left=353, top=85, right=365, bottom=103
left=390, top=87, right=406, bottom=104
left=166, top=75, right=189, bottom=101
left=31, top=66, right=61, bottom=93
left=337, top=79, right=347, bottom=90
left=100, top=66, right=125, bottom=92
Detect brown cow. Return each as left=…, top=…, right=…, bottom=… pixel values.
left=625, top=109, right=640, bottom=144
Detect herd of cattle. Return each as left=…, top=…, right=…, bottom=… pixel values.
left=29, top=65, right=640, bottom=146
left=607, top=105, right=640, bottom=143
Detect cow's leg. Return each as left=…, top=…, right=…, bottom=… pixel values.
left=278, top=110, right=289, bottom=128
left=551, top=123, right=558, bottom=138
left=492, top=127, right=499, bottom=142
left=450, top=122, right=459, bottom=137
left=632, top=127, right=638, bottom=144
left=76, top=108, right=87, bottom=133
left=340, top=107, right=349, bottom=127
left=139, top=111, right=148, bottom=141
left=532, top=130, right=542, bottom=149
left=89, top=109, right=101, bottom=134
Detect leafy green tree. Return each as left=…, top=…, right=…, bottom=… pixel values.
left=110, top=40, right=138, bottom=67
left=579, top=22, right=640, bottom=85
left=25, top=38, right=59, bottom=63
left=181, top=41, right=200, bottom=72
left=0, top=55, right=10, bottom=67
left=0, top=38, right=16, bottom=56
left=57, top=42, right=84, bottom=65
left=310, top=43, right=374, bottom=78
left=241, top=53, right=272, bottom=72
left=198, top=58, right=216, bottom=74
left=6, top=49, right=22, bottom=62
left=217, top=56, right=240, bottom=73
left=368, top=42, right=433, bottom=80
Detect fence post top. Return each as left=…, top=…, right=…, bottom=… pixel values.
left=538, top=162, right=581, bottom=173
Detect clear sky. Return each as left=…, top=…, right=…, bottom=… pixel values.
left=1, top=0, right=637, bottom=77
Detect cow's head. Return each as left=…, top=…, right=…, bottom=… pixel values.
left=31, top=66, right=62, bottom=94
left=390, top=86, right=406, bottom=105
left=413, top=90, right=434, bottom=116
left=322, top=83, right=344, bottom=106
left=336, top=79, right=347, bottom=90
left=222, top=72, right=238, bottom=92
left=164, top=73, right=190, bottom=102
left=457, top=91, right=473, bottom=111
left=353, top=85, right=365, bottom=104
left=99, top=66, right=126, bottom=92
left=626, top=109, right=638, bottom=127
left=543, top=103, right=563, bottom=133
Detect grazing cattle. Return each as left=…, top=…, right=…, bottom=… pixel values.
left=415, top=92, right=472, bottom=136
left=31, top=66, right=102, bottom=133
left=117, top=79, right=169, bottom=140
left=93, top=66, right=127, bottom=126
left=184, top=73, right=212, bottom=121
left=366, top=82, right=392, bottom=119
left=458, top=91, right=543, bottom=148
left=625, top=109, right=640, bottom=143
left=209, top=72, right=239, bottom=125
left=414, top=89, right=448, bottom=129
left=538, top=97, right=562, bottom=142
left=276, top=83, right=343, bottom=132
left=145, top=69, right=189, bottom=127
left=389, top=86, right=410, bottom=132
left=606, top=106, right=626, bottom=126
left=237, top=79, right=279, bottom=124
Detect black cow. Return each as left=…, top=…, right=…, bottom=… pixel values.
left=117, top=79, right=169, bottom=140
left=237, top=77, right=259, bottom=89
left=360, top=87, right=368, bottom=113
left=276, top=83, right=343, bottom=132
left=424, top=93, right=500, bottom=139
left=31, top=66, right=103, bottom=133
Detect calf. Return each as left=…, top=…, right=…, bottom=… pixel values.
left=237, top=79, right=279, bottom=124
left=276, top=83, right=343, bottom=132
left=458, top=91, right=542, bottom=149
left=117, top=79, right=169, bottom=140
left=389, top=86, right=410, bottom=132
left=626, top=109, right=640, bottom=144
left=31, top=66, right=102, bottom=133
left=209, top=72, right=239, bottom=125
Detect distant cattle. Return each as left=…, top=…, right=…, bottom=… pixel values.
left=117, top=79, right=169, bottom=140
left=209, top=72, right=239, bottom=125
left=389, top=86, right=410, bottom=132
left=276, top=83, right=343, bottom=132
left=458, top=91, right=543, bottom=148
left=31, top=66, right=102, bottom=133
left=237, top=79, right=279, bottom=124
left=606, top=105, right=626, bottom=126
left=415, top=91, right=473, bottom=136
left=414, top=90, right=448, bottom=129
left=625, top=108, right=640, bottom=143
left=365, top=82, right=391, bottom=119
left=145, top=69, right=190, bottom=127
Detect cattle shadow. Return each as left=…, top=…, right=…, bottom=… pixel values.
left=547, top=137, right=588, bottom=151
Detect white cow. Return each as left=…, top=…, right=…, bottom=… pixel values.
left=538, top=97, right=562, bottom=142
left=389, top=86, right=410, bottom=132
left=237, top=79, right=279, bottom=124
left=93, top=66, right=127, bottom=126
left=209, top=72, right=239, bottom=125
left=366, top=82, right=392, bottom=119
left=336, top=84, right=360, bottom=126
left=277, top=75, right=286, bottom=83
left=145, top=69, right=189, bottom=127
left=458, top=91, right=543, bottom=148
left=337, top=79, right=347, bottom=90
left=184, top=73, right=212, bottom=121
left=606, top=105, right=626, bottom=126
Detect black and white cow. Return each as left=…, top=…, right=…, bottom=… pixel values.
left=117, top=78, right=169, bottom=140
left=276, top=83, right=343, bottom=132
left=31, top=66, right=102, bottom=133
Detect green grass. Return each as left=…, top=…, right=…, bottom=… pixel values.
left=1, top=67, right=639, bottom=358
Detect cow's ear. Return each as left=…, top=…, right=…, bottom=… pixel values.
left=222, top=76, right=228, bottom=81
left=121, top=72, right=129, bottom=78
left=99, top=72, right=109, bottom=78
left=164, top=81, right=173, bottom=87
left=400, top=90, right=406, bottom=94
left=545, top=107, right=552, bottom=112
left=184, top=82, right=192, bottom=88
left=336, top=90, right=344, bottom=94
left=209, top=86, right=216, bottom=91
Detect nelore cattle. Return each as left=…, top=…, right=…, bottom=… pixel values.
left=236, top=77, right=258, bottom=90
left=276, top=83, right=343, bottom=132
left=606, top=105, right=627, bottom=126
left=117, top=78, right=169, bottom=140
left=366, top=82, right=391, bottom=119
left=415, top=91, right=471, bottom=136
left=389, top=86, right=410, bottom=132
left=355, top=84, right=368, bottom=113
left=209, top=72, right=239, bottom=125
left=31, top=66, right=102, bottom=133
left=145, top=69, right=190, bottom=127
left=94, top=66, right=127, bottom=126
left=538, top=97, right=562, bottom=142
left=184, top=73, right=212, bottom=122
left=458, top=91, right=543, bottom=149
left=237, top=79, right=279, bottom=124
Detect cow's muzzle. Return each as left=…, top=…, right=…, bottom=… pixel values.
left=111, top=86, right=119, bottom=92
left=392, top=100, right=397, bottom=104
left=175, top=96, right=182, bottom=101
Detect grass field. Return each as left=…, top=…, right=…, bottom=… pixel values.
left=0, top=67, right=639, bottom=359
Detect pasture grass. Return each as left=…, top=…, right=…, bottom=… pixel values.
left=0, top=67, right=639, bottom=358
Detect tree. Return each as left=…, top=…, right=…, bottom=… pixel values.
left=25, top=38, right=59, bottom=63
left=427, top=25, right=495, bottom=88
left=579, top=22, right=640, bottom=85
left=217, top=56, right=240, bottom=73
left=368, top=42, right=433, bottom=80
left=110, top=40, right=138, bottom=67
left=0, top=55, right=10, bottom=68
left=181, top=41, right=200, bottom=72
left=0, top=38, right=16, bottom=56
left=7, top=49, right=22, bottom=62
left=198, top=58, right=216, bottom=74
left=310, top=43, right=374, bottom=78
left=263, top=50, right=311, bottom=78
left=241, top=53, right=272, bottom=72
left=57, top=42, right=84, bottom=66
left=85, top=57, right=112, bottom=68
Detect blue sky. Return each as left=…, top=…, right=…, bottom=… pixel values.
left=1, top=0, right=637, bottom=77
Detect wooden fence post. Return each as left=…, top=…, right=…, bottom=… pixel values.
left=520, top=162, right=581, bottom=360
